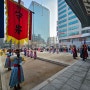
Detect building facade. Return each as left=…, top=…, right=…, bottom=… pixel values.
left=29, top=1, right=50, bottom=47
left=57, top=0, right=90, bottom=48
left=57, top=0, right=82, bottom=48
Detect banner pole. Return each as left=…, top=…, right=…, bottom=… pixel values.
left=18, top=0, right=21, bottom=49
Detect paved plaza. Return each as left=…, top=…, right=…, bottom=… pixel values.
left=0, top=52, right=90, bottom=90
left=32, top=59, right=90, bottom=90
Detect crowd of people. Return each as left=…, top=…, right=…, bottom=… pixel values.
left=23, top=48, right=37, bottom=59
left=45, top=44, right=90, bottom=61
left=0, top=43, right=89, bottom=90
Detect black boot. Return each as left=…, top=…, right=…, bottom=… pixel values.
left=83, top=58, right=85, bottom=61
left=17, top=84, right=21, bottom=89
left=14, top=85, right=17, bottom=90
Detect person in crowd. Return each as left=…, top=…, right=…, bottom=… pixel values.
left=80, top=45, right=83, bottom=58
left=81, top=44, right=88, bottom=61
left=9, top=49, right=24, bottom=90
left=33, top=49, right=37, bottom=59
left=24, top=48, right=27, bottom=56
left=72, top=45, right=77, bottom=59
left=30, top=49, right=33, bottom=58
left=56, top=48, right=59, bottom=54
left=53, top=48, right=56, bottom=53
left=26, top=49, right=29, bottom=57
left=5, top=49, right=12, bottom=70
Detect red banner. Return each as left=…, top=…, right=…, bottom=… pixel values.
left=6, top=0, right=29, bottom=44
left=29, top=11, right=32, bottom=40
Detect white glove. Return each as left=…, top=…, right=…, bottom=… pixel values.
left=11, top=66, right=14, bottom=69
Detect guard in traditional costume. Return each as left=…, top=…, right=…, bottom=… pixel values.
left=4, top=53, right=11, bottom=70
left=82, top=44, right=88, bottom=61
left=4, top=49, right=12, bottom=70
left=24, top=48, right=27, bottom=56
left=33, top=49, right=37, bottom=59
left=72, top=45, right=77, bottom=59
left=26, top=49, right=29, bottom=57
left=30, top=50, right=33, bottom=58
left=9, top=49, right=24, bottom=90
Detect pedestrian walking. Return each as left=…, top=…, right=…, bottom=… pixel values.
left=9, top=49, right=24, bottom=90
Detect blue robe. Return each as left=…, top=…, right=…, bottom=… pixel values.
left=9, top=56, right=24, bottom=87
left=4, top=53, right=12, bottom=68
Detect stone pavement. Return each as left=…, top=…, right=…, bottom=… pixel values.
left=0, top=52, right=90, bottom=90
left=37, top=52, right=80, bottom=65
left=31, top=59, right=90, bottom=90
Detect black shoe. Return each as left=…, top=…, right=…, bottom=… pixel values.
left=17, top=84, right=22, bottom=89
left=14, top=86, right=18, bottom=90
left=82, top=59, right=85, bottom=61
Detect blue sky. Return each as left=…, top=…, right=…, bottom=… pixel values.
left=6, top=0, right=57, bottom=37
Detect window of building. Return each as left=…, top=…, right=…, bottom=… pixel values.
left=68, top=20, right=78, bottom=25
left=68, top=15, right=76, bottom=20
left=60, top=34, right=67, bottom=37
left=58, top=9, right=66, bottom=15
left=59, top=24, right=67, bottom=28
left=68, top=26, right=79, bottom=31
left=58, top=4, right=66, bottom=11
left=58, top=14, right=67, bottom=19
left=60, top=29, right=67, bottom=32
left=58, top=0, right=65, bottom=7
left=68, top=31, right=79, bottom=36
left=82, top=29, right=90, bottom=34
left=58, top=19, right=67, bottom=24
left=68, top=11, right=73, bottom=15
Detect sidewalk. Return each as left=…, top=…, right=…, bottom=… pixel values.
left=31, top=59, right=90, bottom=90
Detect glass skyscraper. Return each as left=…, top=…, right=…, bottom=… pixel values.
left=57, top=0, right=82, bottom=48
left=29, top=1, right=50, bottom=47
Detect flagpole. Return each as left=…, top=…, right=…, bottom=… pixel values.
left=10, top=39, right=12, bottom=49
left=33, top=2, right=34, bottom=49
left=28, top=10, right=34, bottom=49
left=18, top=0, right=21, bottom=49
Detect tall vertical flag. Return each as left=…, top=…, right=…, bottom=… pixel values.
left=29, top=11, right=32, bottom=40
left=5, top=0, right=30, bottom=44
left=0, top=0, right=4, bottom=38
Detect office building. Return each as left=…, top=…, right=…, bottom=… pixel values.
left=57, top=0, right=82, bottom=48
left=29, top=1, right=50, bottom=47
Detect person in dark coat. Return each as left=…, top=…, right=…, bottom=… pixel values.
left=81, top=44, right=88, bottom=61
left=72, top=45, right=77, bottom=59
